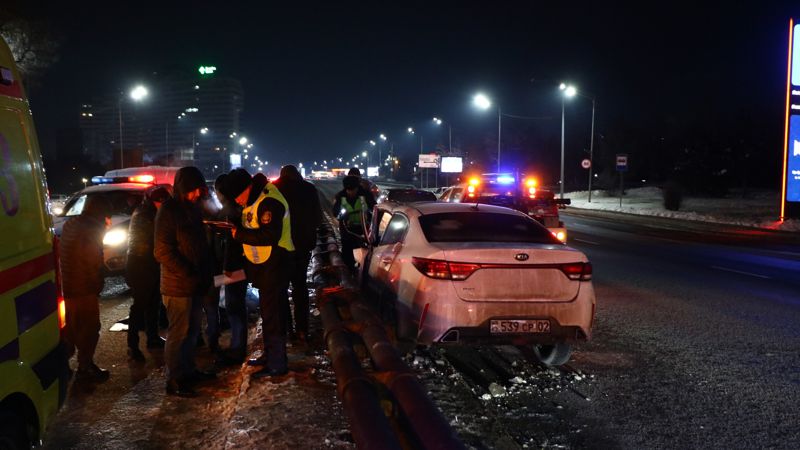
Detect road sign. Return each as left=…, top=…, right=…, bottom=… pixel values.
left=418, top=154, right=440, bottom=168
left=616, top=154, right=628, bottom=172
left=581, top=159, right=591, bottom=169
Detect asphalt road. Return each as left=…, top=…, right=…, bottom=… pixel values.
left=559, top=209, right=800, bottom=449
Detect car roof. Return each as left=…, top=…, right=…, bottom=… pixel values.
left=385, top=201, right=526, bottom=217
left=74, top=183, right=154, bottom=194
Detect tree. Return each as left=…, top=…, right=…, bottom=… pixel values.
left=0, top=18, right=60, bottom=84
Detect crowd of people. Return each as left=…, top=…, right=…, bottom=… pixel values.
left=58, top=164, right=323, bottom=397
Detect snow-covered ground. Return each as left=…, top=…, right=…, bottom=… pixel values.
left=565, top=187, right=800, bottom=232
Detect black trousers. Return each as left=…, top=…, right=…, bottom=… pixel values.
left=245, top=253, right=292, bottom=371
left=340, top=225, right=363, bottom=273
left=126, top=259, right=161, bottom=349
left=283, top=250, right=311, bottom=336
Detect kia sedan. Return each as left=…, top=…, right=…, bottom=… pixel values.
left=355, top=202, right=595, bottom=365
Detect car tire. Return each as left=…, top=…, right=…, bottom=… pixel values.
left=0, top=411, right=33, bottom=450
left=532, top=342, right=572, bottom=366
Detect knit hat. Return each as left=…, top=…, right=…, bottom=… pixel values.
left=224, top=168, right=252, bottom=199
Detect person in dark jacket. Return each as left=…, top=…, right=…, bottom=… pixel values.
left=332, top=175, right=370, bottom=273
left=154, top=166, right=215, bottom=397
left=274, top=165, right=322, bottom=343
left=225, top=168, right=293, bottom=378
left=60, top=195, right=112, bottom=382
left=126, top=185, right=171, bottom=361
left=346, top=167, right=377, bottom=209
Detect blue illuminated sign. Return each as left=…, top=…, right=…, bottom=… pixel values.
left=788, top=116, right=800, bottom=201
left=793, top=25, right=800, bottom=86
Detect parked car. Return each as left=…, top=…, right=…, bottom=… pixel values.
left=379, top=188, right=437, bottom=204
left=354, top=201, right=595, bottom=366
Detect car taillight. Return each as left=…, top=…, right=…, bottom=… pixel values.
left=58, top=298, right=66, bottom=329
left=561, top=262, right=592, bottom=281
left=412, top=257, right=481, bottom=281
left=412, top=257, right=451, bottom=279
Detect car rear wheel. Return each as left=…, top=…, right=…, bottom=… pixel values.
left=532, top=342, right=572, bottom=366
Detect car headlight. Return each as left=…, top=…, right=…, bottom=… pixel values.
left=52, top=206, right=63, bottom=215
left=103, top=228, right=128, bottom=247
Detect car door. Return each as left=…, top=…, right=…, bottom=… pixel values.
left=371, top=213, right=409, bottom=297
left=362, top=207, right=393, bottom=289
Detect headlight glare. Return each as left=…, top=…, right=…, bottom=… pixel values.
left=103, top=229, right=127, bottom=247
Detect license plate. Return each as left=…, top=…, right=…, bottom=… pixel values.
left=490, top=319, right=550, bottom=334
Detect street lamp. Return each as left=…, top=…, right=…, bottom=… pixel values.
left=432, top=117, right=452, bottom=153
left=82, top=177, right=88, bottom=188
left=559, top=83, right=577, bottom=199
left=118, top=85, right=148, bottom=168
left=473, top=92, right=501, bottom=172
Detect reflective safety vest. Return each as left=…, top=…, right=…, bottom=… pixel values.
left=241, top=183, right=294, bottom=264
left=339, top=196, right=365, bottom=226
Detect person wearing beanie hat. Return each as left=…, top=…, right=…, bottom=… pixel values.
left=332, top=175, right=373, bottom=273
left=228, top=168, right=294, bottom=378
left=154, top=166, right=216, bottom=397
left=125, top=184, right=171, bottom=362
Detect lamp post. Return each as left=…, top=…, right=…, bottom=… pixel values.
left=118, top=85, right=148, bottom=168
left=559, top=83, right=596, bottom=201
left=559, top=83, right=577, bottom=199
left=472, top=93, right=501, bottom=172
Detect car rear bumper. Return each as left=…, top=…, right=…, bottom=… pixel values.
left=414, top=282, right=595, bottom=345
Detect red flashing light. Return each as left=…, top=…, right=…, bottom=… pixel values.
left=130, top=175, right=155, bottom=184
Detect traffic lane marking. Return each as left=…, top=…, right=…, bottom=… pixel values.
left=710, top=266, right=772, bottom=279
left=572, top=238, right=600, bottom=245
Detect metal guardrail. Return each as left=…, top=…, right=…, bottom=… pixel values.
left=312, top=221, right=464, bottom=450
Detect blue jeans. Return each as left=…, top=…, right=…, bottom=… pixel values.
left=162, top=295, right=202, bottom=381
left=225, top=280, right=248, bottom=352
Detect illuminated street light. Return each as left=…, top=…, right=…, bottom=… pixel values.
left=118, top=84, right=149, bottom=168
left=369, top=140, right=376, bottom=146
left=129, top=85, right=148, bottom=101
left=379, top=134, right=387, bottom=141
left=473, top=92, right=501, bottom=171
left=559, top=82, right=596, bottom=201
left=407, top=127, right=414, bottom=134
left=559, top=83, right=578, bottom=199
left=361, top=151, right=367, bottom=157
left=200, top=127, right=209, bottom=134
left=239, top=137, right=248, bottom=145
left=433, top=117, right=442, bottom=125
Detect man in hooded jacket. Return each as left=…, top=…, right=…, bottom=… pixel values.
left=154, top=166, right=215, bottom=397
left=60, top=195, right=113, bottom=382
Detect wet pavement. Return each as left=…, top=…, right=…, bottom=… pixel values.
left=44, top=277, right=354, bottom=449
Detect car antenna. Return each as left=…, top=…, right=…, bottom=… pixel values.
left=470, top=200, right=479, bottom=211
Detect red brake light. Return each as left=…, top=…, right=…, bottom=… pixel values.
left=412, top=257, right=451, bottom=279
left=412, top=258, right=481, bottom=281
left=561, top=262, right=592, bottom=281
left=53, top=236, right=66, bottom=329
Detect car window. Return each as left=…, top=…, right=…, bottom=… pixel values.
left=379, top=213, right=409, bottom=245
left=440, top=189, right=451, bottom=201
left=63, top=191, right=144, bottom=217
left=373, top=210, right=392, bottom=243
left=418, top=212, right=561, bottom=244
left=451, top=188, right=463, bottom=202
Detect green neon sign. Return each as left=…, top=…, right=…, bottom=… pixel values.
left=198, top=66, right=217, bottom=75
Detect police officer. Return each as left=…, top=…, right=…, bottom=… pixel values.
left=332, top=175, right=369, bottom=273
left=225, top=168, right=294, bottom=378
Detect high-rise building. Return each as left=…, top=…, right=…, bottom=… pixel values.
left=79, top=67, right=244, bottom=178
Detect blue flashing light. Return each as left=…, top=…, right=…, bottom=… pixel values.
left=496, top=175, right=515, bottom=184
left=91, top=176, right=113, bottom=184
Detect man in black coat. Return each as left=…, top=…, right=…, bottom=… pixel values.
left=274, top=165, right=322, bottom=343
left=154, top=166, right=215, bottom=397
left=60, top=195, right=112, bottom=382
left=126, top=185, right=170, bottom=361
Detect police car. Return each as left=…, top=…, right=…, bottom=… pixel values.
left=439, top=173, right=570, bottom=242
left=0, top=35, right=70, bottom=448
left=53, top=167, right=178, bottom=275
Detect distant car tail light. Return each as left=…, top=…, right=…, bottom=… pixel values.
left=551, top=230, right=567, bottom=242
left=561, top=262, right=592, bottom=281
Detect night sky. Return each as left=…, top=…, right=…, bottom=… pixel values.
left=20, top=1, right=800, bottom=175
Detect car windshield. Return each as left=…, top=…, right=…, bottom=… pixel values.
left=419, top=212, right=561, bottom=244
left=63, top=191, right=144, bottom=217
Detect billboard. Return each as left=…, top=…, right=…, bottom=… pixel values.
left=782, top=20, right=800, bottom=219
left=440, top=157, right=463, bottom=173
left=418, top=154, right=440, bottom=168
left=367, top=166, right=379, bottom=177
left=229, top=153, right=241, bottom=169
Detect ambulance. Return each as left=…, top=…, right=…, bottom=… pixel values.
left=0, top=37, right=70, bottom=447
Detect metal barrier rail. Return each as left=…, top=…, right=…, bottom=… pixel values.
left=312, top=221, right=464, bottom=450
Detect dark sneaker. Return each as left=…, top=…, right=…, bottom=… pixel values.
left=166, top=379, right=197, bottom=397
left=251, top=367, right=289, bottom=379
left=186, top=369, right=217, bottom=382
left=76, top=363, right=110, bottom=382
left=146, top=337, right=166, bottom=349
left=128, top=348, right=145, bottom=362
left=247, top=356, right=268, bottom=367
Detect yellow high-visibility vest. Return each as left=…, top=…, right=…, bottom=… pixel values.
left=241, top=183, right=294, bottom=264
left=339, top=196, right=365, bottom=226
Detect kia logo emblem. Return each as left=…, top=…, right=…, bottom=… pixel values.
left=515, top=253, right=529, bottom=261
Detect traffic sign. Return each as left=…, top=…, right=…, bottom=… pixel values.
left=616, top=154, right=628, bottom=172
left=581, top=159, right=591, bottom=169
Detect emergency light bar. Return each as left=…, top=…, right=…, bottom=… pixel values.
left=90, top=175, right=156, bottom=185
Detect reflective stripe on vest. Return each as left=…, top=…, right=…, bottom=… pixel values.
left=340, top=196, right=364, bottom=225
left=241, top=183, right=294, bottom=264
